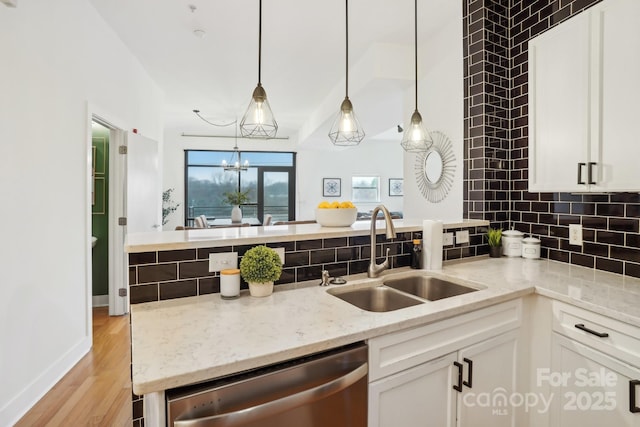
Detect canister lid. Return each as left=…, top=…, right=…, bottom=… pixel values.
left=502, top=229, right=524, bottom=237
left=522, top=236, right=541, bottom=245
left=221, top=268, right=240, bottom=275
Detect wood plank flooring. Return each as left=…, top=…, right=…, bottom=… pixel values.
left=15, top=307, right=132, bottom=427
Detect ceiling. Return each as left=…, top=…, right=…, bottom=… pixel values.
left=88, top=0, right=457, bottom=145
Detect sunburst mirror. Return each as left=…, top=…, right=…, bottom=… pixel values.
left=414, top=131, right=456, bottom=203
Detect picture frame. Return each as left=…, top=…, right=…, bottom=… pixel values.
left=322, top=178, right=341, bottom=197
left=389, top=178, right=403, bottom=196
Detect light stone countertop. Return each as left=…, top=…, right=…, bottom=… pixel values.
left=130, top=257, right=640, bottom=395
left=124, top=219, right=488, bottom=253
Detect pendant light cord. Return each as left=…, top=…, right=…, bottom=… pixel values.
left=258, top=0, right=262, bottom=85
left=414, top=0, right=418, bottom=111
left=345, top=0, right=349, bottom=98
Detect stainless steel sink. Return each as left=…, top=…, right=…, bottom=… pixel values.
left=383, top=276, right=478, bottom=301
left=329, top=286, right=423, bottom=312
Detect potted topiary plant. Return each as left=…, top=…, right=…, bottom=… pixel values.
left=486, top=227, right=503, bottom=258
left=223, top=189, right=251, bottom=223
left=240, top=245, right=283, bottom=297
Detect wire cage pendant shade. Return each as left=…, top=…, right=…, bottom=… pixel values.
left=329, top=0, right=365, bottom=146
left=240, top=0, right=278, bottom=139
left=400, top=0, right=433, bottom=153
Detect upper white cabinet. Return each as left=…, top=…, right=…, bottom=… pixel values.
left=528, top=0, right=640, bottom=192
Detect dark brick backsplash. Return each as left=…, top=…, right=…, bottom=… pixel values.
left=463, top=0, right=640, bottom=278
left=128, top=226, right=486, bottom=305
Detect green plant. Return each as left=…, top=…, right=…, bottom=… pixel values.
left=240, top=245, right=283, bottom=283
left=486, top=227, right=503, bottom=247
left=162, top=188, right=180, bottom=225
left=223, top=189, right=251, bottom=206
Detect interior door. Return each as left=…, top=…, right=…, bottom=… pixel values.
left=126, top=132, right=161, bottom=233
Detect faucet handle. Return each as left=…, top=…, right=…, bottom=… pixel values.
left=319, top=270, right=331, bottom=286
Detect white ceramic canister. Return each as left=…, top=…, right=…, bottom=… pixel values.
left=502, top=229, right=524, bottom=257
left=220, top=268, right=241, bottom=299
left=521, top=236, right=541, bottom=259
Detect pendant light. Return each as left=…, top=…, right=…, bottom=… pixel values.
left=222, top=122, right=249, bottom=172
left=240, top=0, right=278, bottom=139
left=400, top=0, right=433, bottom=152
left=328, top=0, right=365, bottom=146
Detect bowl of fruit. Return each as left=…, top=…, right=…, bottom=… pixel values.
left=315, top=201, right=358, bottom=227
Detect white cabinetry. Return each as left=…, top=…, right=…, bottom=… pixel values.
left=528, top=0, right=640, bottom=192
left=549, top=301, right=640, bottom=426
left=368, top=300, right=522, bottom=427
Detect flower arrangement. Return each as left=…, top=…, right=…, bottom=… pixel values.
left=240, top=245, right=283, bottom=284
left=223, top=190, right=251, bottom=206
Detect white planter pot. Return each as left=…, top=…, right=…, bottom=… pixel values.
left=248, top=281, right=274, bottom=297
left=231, top=205, right=242, bottom=223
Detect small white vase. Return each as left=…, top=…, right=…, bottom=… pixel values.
left=231, top=205, right=242, bottom=223
left=248, top=281, right=274, bottom=297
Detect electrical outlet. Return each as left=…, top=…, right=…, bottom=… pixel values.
left=456, top=230, right=470, bottom=244
left=569, top=224, right=583, bottom=246
left=209, top=252, right=238, bottom=272
left=274, top=247, right=285, bottom=265
left=443, top=232, right=454, bottom=246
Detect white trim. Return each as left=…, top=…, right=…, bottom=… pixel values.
left=92, top=295, right=109, bottom=307
left=0, top=337, right=91, bottom=426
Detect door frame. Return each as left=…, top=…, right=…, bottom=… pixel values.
left=87, top=102, right=128, bottom=316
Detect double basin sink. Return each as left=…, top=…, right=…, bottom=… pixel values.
left=328, top=273, right=482, bottom=312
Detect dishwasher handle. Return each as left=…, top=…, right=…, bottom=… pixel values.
left=174, top=362, right=368, bottom=427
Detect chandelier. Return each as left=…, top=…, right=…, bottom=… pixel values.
left=193, top=110, right=248, bottom=172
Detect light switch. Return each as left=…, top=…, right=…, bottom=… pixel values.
left=209, top=252, right=238, bottom=272
left=569, top=224, right=583, bottom=246
left=274, top=247, right=285, bottom=265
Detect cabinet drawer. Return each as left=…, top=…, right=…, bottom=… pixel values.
left=368, top=299, right=521, bottom=381
left=552, top=301, right=640, bottom=367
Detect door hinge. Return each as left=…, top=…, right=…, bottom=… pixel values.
left=118, top=288, right=127, bottom=297
left=118, top=217, right=127, bottom=226
left=119, top=145, right=128, bottom=155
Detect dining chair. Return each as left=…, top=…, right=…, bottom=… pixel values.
left=263, top=214, right=273, bottom=226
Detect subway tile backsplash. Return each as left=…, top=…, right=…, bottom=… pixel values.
left=463, top=0, right=640, bottom=279
left=128, top=226, right=486, bottom=305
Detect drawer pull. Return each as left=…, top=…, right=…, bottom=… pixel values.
left=463, top=358, right=473, bottom=389
left=453, top=361, right=463, bottom=392
left=574, top=323, right=609, bottom=338
left=631, top=380, right=640, bottom=413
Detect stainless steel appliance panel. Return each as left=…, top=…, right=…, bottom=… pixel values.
left=166, top=343, right=368, bottom=427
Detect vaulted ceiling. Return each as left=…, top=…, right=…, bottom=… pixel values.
left=88, top=0, right=457, bottom=145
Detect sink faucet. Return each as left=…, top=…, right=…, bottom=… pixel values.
left=368, top=205, right=397, bottom=278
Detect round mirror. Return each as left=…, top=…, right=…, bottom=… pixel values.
left=424, top=150, right=443, bottom=184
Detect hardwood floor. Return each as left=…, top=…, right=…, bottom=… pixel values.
left=15, top=307, right=132, bottom=427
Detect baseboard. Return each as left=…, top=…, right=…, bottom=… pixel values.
left=92, top=294, right=109, bottom=307
left=0, top=336, right=91, bottom=426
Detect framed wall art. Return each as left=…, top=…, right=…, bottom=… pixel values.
left=389, top=178, right=403, bottom=196
left=322, top=178, right=341, bottom=197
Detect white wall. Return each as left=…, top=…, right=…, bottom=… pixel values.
left=297, top=142, right=404, bottom=220
left=402, top=11, right=464, bottom=222
left=0, top=1, right=164, bottom=424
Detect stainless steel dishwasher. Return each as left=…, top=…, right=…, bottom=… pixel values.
left=166, top=342, right=368, bottom=427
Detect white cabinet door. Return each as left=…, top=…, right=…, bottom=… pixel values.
left=369, top=352, right=457, bottom=427
left=529, top=11, right=592, bottom=192
left=457, top=331, right=520, bottom=427
left=550, top=333, right=640, bottom=427
left=595, top=0, right=640, bottom=191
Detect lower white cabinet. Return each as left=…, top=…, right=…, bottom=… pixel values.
left=548, top=301, right=640, bottom=426
left=368, top=300, right=522, bottom=427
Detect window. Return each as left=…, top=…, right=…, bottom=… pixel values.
left=351, top=176, right=380, bottom=202
left=185, top=150, right=295, bottom=225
